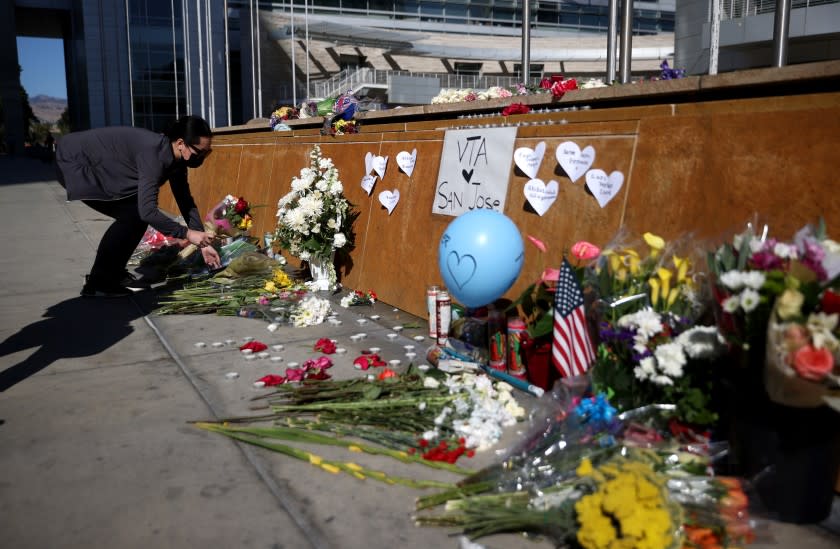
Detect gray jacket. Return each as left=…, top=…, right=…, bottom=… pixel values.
left=55, top=126, right=202, bottom=239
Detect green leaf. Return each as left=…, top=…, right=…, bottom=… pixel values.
left=361, top=385, right=383, bottom=400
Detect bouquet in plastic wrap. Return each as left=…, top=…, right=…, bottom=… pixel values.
left=709, top=220, right=840, bottom=408
left=585, top=231, right=725, bottom=426
left=207, top=194, right=254, bottom=237
left=416, top=385, right=755, bottom=547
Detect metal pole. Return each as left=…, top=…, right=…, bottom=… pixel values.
left=256, top=0, right=263, bottom=117
left=520, top=0, right=531, bottom=84
left=772, top=0, right=791, bottom=67
left=305, top=0, right=310, bottom=103
left=206, top=0, right=215, bottom=126
left=224, top=0, right=231, bottom=126
left=182, top=0, right=192, bottom=114
left=618, top=0, right=633, bottom=84
left=249, top=0, right=256, bottom=119
left=606, top=0, right=619, bottom=83
left=709, top=0, right=721, bottom=75
left=290, top=1, right=296, bottom=106
left=195, top=0, right=205, bottom=117
left=124, top=0, right=135, bottom=125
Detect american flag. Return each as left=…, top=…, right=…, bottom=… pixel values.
left=552, top=257, right=595, bottom=377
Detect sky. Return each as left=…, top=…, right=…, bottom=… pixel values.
left=16, top=36, right=67, bottom=100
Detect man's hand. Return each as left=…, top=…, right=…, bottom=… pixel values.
left=187, top=229, right=213, bottom=247
left=201, top=246, right=221, bottom=269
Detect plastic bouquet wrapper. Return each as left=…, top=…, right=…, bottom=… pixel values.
left=415, top=383, right=756, bottom=547
left=129, top=227, right=181, bottom=265
left=584, top=230, right=725, bottom=426
left=764, top=300, right=840, bottom=409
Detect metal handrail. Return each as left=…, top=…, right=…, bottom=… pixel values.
left=719, top=0, right=839, bottom=20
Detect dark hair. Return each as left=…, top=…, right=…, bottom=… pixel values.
left=165, top=115, right=212, bottom=146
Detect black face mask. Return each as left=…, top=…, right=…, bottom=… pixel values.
left=184, top=155, right=205, bottom=168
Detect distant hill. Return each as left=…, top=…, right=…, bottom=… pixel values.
left=30, top=95, right=67, bottom=125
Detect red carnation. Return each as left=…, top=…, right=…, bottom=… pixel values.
left=501, top=103, right=530, bottom=116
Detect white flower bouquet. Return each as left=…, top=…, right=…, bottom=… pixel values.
left=274, top=145, right=357, bottom=284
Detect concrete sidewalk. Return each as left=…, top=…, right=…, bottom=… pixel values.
left=0, top=155, right=838, bottom=549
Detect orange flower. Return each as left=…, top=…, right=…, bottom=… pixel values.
left=791, top=344, right=834, bottom=381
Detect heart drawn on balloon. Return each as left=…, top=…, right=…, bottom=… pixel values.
left=396, top=149, right=417, bottom=177
left=513, top=142, right=546, bottom=179
left=372, top=155, right=388, bottom=179
left=555, top=141, right=595, bottom=183
left=360, top=174, right=377, bottom=196
left=364, top=152, right=374, bottom=175
left=523, top=178, right=559, bottom=216
left=462, top=169, right=474, bottom=183
left=378, top=189, right=400, bottom=215
left=585, top=169, right=624, bottom=208
left=446, top=251, right=477, bottom=290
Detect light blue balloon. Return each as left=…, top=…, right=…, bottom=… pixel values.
left=438, top=209, right=524, bottom=308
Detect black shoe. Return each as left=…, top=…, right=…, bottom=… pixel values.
left=81, top=276, right=132, bottom=298
left=120, top=270, right=151, bottom=292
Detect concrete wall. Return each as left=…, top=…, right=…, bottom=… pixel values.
left=162, top=61, right=840, bottom=318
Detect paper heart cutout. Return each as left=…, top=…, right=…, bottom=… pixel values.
left=396, top=149, right=417, bottom=177
left=378, top=189, right=400, bottom=215
left=372, top=155, right=388, bottom=179
left=523, top=179, right=559, bottom=216
left=446, top=251, right=477, bottom=290
left=365, top=152, right=374, bottom=175
left=514, top=142, right=546, bottom=179
left=556, top=142, right=596, bottom=183
left=361, top=174, right=377, bottom=196
left=585, top=169, right=624, bottom=208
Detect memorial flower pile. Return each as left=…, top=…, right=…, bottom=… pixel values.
left=275, top=145, right=357, bottom=284
left=269, top=105, right=299, bottom=130
left=587, top=232, right=724, bottom=425
left=339, top=288, right=377, bottom=307
left=415, top=393, right=754, bottom=547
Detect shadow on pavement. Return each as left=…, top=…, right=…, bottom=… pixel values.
left=0, top=292, right=161, bottom=392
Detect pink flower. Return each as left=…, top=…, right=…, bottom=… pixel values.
left=571, top=241, right=601, bottom=261
left=782, top=324, right=810, bottom=353
left=791, top=345, right=834, bottom=381
left=464, top=91, right=477, bottom=102
left=214, top=218, right=232, bottom=232
left=353, top=354, right=387, bottom=370
left=284, top=367, right=305, bottom=382
left=302, top=356, right=333, bottom=371
left=258, top=295, right=271, bottom=305
left=527, top=235, right=547, bottom=253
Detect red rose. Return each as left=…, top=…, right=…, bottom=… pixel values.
left=501, top=103, right=531, bottom=116
left=550, top=78, right=578, bottom=98
left=791, top=344, right=834, bottom=381
left=239, top=341, right=267, bottom=353
left=234, top=197, right=248, bottom=214
left=313, top=338, right=337, bottom=354
left=821, top=289, right=840, bottom=315
left=256, top=374, right=285, bottom=387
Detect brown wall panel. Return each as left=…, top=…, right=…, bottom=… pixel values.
left=159, top=88, right=840, bottom=318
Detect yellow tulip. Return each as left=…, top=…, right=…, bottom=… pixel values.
left=616, top=267, right=628, bottom=283
left=657, top=267, right=674, bottom=303
left=606, top=251, right=622, bottom=274
left=643, top=232, right=665, bottom=258
left=672, top=255, right=690, bottom=283
left=649, top=277, right=661, bottom=307
left=666, top=287, right=680, bottom=308
left=623, top=249, right=641, bottom=275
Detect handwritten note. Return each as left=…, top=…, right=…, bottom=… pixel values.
left=433, top=127, right=517, bottom=217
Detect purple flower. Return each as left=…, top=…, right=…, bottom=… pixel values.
left=659, top=60, right=685, bottom=80
left=749, top=250, right=784, bottom=271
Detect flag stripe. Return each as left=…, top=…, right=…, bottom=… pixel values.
left=551, top=258, right=595, bottom=378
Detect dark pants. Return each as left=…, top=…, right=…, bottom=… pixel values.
left=54, top=160, right=147, bottom=286
left=82, top=196, right=148, bottom=285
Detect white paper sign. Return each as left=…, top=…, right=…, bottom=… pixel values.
left=360, top=174, right=377, bottom=196
left=396, top=149, right=417, bottom=177
left=433, top=127, right=518, bottom=217
left=523, top=179, right=559, bottom=216
left=372, top=155, right=388, bottom=179
left=585, top=169, right=624, bottom=208
left=513, top=142, right=546, bottom=179
left=379, top=189, right=400, bottom=215
left=364, top=152, right=374, bottom=175
left=556, top=142, right=595, bottom=183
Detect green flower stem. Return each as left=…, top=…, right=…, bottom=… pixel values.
left=415, top=480, right=497, bottom=510
left=212, top=424, right=473, bottom=475
left=196, top=423, right=454, bottom=489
